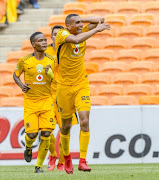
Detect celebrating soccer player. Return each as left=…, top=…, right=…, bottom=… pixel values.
left=55, top=14, right=111, bottom=174
left=13, top=32, right=56, bottom=173
left=45, top=25, right=79, bottom=171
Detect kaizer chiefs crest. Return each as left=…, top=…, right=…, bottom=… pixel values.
left=36, top=64, right=43, bottom=73
left=74, top=44, right=80, bottom=54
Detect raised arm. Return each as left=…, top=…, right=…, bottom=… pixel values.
left=13, top=72, right=31, bottom=93
left=65, top=21, right=111, bottom=44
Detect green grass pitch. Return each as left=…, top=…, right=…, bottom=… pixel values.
left=1, top=164, right=159, bottom=180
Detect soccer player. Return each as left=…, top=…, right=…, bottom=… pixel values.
left=13, top=32, right=56, bottom=173
left=55, top=14, right=111, bottom=174
left=45, top=25, right=79, bottom=171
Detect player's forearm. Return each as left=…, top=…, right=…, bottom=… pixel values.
left=13, top=72, right=23, bottom=89
left=82, top=17, right=105, bottom=24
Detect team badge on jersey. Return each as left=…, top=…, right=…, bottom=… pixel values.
left=36, top=74, right=43, bottom=81
left=16, top=64, right=18, bottom=70
left=74, top=44, right=80, bottom=54
left=62, top=30, right=69, bottom=36
left=36, top=64, right=43, bottom=73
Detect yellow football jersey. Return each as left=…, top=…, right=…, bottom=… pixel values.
left=45, top=44, right=58, bottom=101
left=55, top=25, right=89, bottom=85
left=14, top=53, right=55, bottom=100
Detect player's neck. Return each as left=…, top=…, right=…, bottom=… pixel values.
left=34, top=51, right=45, bottom=60
left=52, top=43, right=55, bottom=51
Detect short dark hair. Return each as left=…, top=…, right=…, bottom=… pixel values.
left=65, top=14, right=79, bottom=25
left=30, top=32, right=43, bottom=44
left=51, top=25, right=64, bottom=35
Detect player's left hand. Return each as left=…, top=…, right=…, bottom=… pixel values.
left=44, top=64, right=52, bottom=74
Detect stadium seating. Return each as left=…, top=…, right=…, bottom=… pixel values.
left=143, top=49, right=159, bottom=64
left=130, top=13, right=155, bottom=26
left=89, top=2, right=114, bottom=15
left=141, top=72, right=159, bottom=86
left=116, top=25, right=144, bottom=40
left=105, top=14, right=127, bottom=27
left=0, top=63, right=16, bottom=76
left=6, top=51, right=30, bottom=64
left=0, top=97, right=24, bottom=107
left=0, top=86, right=13, bottom=97
left=88, top=73, right=112, bottom=86
left=85, top=38, right=102, bottom=55
left=89, top=84, right=96, bottom=96
left=48, top=14, right=66, bottom=27
left=110, top=95, right=138, bottom=105
left=13, top=87, right=24, bottom=97
left=85, top=62, right=99, bottom=74
left=115, top=49, right=142, bottom=63
left=143, top=1, right=159, bottom=16
left=0, top=0, right=7, bottom=20
left=153, top=85, right=159, bottom=95
left=2, top=75, right=17, bottom=89
left=139, top=95, right=159, bottom=105
left=21, top=40, right=33, bottom=52
left=100, top=61, right=127, bottom=74
left=63, top=2, right=88, bottom=15
left=125, top=84, right=152, bottom=99
left=91, top=96, right=108, bottom=105
left=92, top=28, right=115, bottom=40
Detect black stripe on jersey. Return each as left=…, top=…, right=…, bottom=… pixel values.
left=23, top=53, right=34, bottom=61
left=57, top=43, right=64, bottom=64
left=75, top=112, right=79, bottom=124
left=47, top=43, right=53, bottom=47
left=45, top=53, right=54, bottom=61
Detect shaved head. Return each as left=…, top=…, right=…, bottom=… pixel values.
left=65, top=14, right=79, bottom=25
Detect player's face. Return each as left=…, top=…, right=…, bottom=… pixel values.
left=32, top=34, right=47, bottom=52
left=68, top=16, right=83, bottom=35
left=51, top=28, right=60, bottom=43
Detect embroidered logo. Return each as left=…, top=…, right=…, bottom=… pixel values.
left=74, top=44, right=80, bottom=54
left=36, top=64, right=43, bottom=73
left=36, top=74, right=43, bottom=81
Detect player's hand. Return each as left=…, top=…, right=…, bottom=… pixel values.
left=96, top=21, right=111, bottom=32
left=21, top=83, right=31, bottom=93
left=44, top=64, right=52, bottom=74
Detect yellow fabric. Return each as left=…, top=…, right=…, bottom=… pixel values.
left=49, top=134, right=57, bottom=157
left=14, top=53, right=55, bottom=101
left=25, top=135, right=37, bottom=148
left=79, top=131, right=90, bottom=159
left=58, top=138, right=64, bottom=164
left=7, top=0, right=17, bottom=23
left=56, top=83, right=91, bottom=119
left=36, top=136, right=51, bottom=167
left=24, top=107, right=56, bottom=133
left=60, top=133, right=70, bottom=156
left=0, top=15, right=6, bottom=23
left=55, top=25, right=89, bottom=85
left=47, top=68, right=54, bottom=79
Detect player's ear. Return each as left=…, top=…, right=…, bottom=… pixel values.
left=31, top=42, right=35, bottom=48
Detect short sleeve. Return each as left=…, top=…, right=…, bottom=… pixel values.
left=82, top=25, right=89, bottom=33
left=56, top=29, right=70, bottom=45
left=14, top=58, right=24, bottom=77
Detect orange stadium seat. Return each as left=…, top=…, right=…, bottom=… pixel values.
left=153, top=85, right=159, bottom=95
left=93, top=28, right=115, bottom=39
left=100, top=0, right=127, bottom=2
left=6, top=51, right=30, bottom=64
left=113, top=72, right=139, bottom=86
left=37, top=27, right=52, bottom=43
left=2, top=75, right=17, bottom=89
left=21, top=40, right=33, bottom=52
left=13, top=87, right=24, bottom=98
left=116, top=1, right=141, bottom=17
left=115, top=49, right=142, bottom=63
left=89, top=84, right=96, bottom=96
left=131, top=0, right=155, bottom=2
left=89, top=2, right=114, bottom=15
left=48, top=14, right=66, bottom=27
left=85, top=62, right=99, bottom=74
left=77, top=0, right=99, bottom=2
left=125, top=84, right=152, bottom=99
left=105, top=14, right=127, bottom=27
left=110, top=95, right=138, bottom=105
left=141, top=72, right=159, bottom=86
left=88, top=49, right=114, bottom=64
left=97, top=84, right=124, bottom=99
left=0, top=0, right=7, bottom=19
left=139, top=95, right=159, bottom=105
left=143, top=1, right=159, bottom=16
left=143, top=49, right=159, bottom=64
left=116, top=25, right=144, bottom=40
left=130, top=13, right=155, bottom=26
left=0, top=63, right=16, bottom=76
left=63, top=2, right=88, bottom=15
left=0, top=97, right=24, bottom=107
left=88, top=73, right=111, bottom=86
left=103, top=37, right=129, bottom=51
left=127, top=61, right=155, bottom=74
left=0, top=86, right=13, bottom=98
left=85, top=38, right=102, bottom=56
left=131, top=37, right=156, bottom=51
left=91, top=96, right=108, bottom=105
left=100, top=61, right=127, bottom=74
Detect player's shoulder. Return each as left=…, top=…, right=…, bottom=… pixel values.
left=57, top=28, right=70, bottom=37
left=22, top=53, right=34, bottom=61
left=45, top=53, right=55, bottom=61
